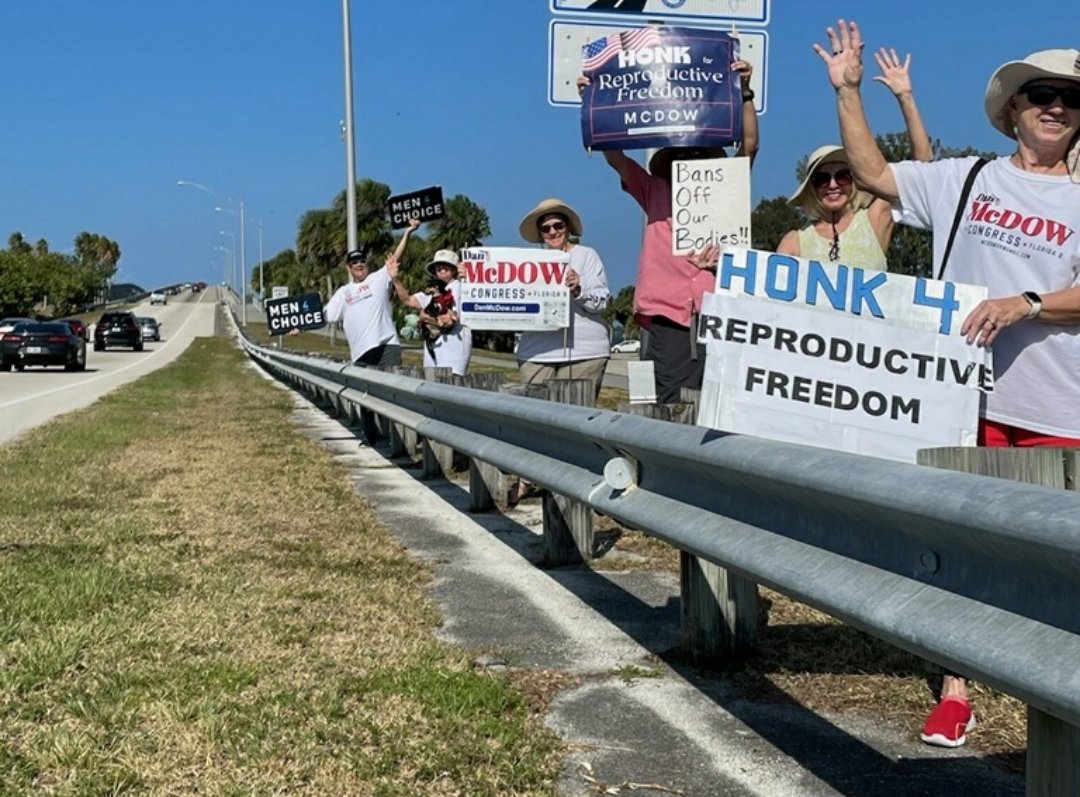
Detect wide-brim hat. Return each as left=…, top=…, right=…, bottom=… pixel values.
left=425, top=249, right=459, bottom=278
left=984, top=48, right=1080, bottom=139
left=519, top=198, right=583, bottom=243
left=647, top=146, right=728, bottom=178
left=788, top=144, right=874, bottom=218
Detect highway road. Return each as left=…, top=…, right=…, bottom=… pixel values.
left=0, top=288, right=220, bottom=446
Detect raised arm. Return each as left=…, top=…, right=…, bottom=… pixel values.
left=391, top=217, right=420, bottom=262
left=732, top=59, right=759, bottom=164
left=813, top=20, right=899, bottom=202
left=386, top=253, right=421, bottom=309
left=873, top=48, right=933, bottom=162
left=577, top=75, right=635, bottom=183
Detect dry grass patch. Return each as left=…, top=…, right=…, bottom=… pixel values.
left=0, top=338, right=561, bottom=796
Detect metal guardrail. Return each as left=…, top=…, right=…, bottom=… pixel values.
left=240, top=335, right=1080, bottom=791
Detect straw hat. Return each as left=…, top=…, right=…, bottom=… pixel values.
left=518, top=198, right=583, bottom=243
left=788, top=144, right=873, bottom=218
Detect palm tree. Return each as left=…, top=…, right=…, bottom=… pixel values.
left=429, top=195, right=491, bottom=251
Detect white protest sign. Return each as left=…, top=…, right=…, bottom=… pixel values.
left=697, top=248, right=992, bottom=462
left=458, top=247, right=571, bottom=332
left=671, top=157, right=751, bottom=255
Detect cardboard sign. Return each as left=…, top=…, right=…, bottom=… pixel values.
left=265, top=292, right=326, bottom=335
left=580, top=26, right=742, bottom=151
left=388, top=186, right=445, bottom=229
left=458, top=247, right=571, bottom=331
left=697, top=248, right=992, bottom=463
left=671, top=156, right=751, bottom=255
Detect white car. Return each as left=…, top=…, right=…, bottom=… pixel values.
left=610, top=338, right=641, bottom=354
left=150, top=291, right=167, bottom=306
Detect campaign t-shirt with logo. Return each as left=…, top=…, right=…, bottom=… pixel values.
left=324, top=267, right=399, bottom=363
left=892, top=156, right=1080, bottom=436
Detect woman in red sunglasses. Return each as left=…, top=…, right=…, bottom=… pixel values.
left=778, top=49, right=932, bottom=267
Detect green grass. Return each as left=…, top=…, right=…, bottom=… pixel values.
left=0, top=337, right=562, bottom=796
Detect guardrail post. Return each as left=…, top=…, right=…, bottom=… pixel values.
left=465, top=373, right=511, bottom=512
left=420, top=367, right=455, bottom=480
left=621, top=388, right=760, bottom=660
left=540, top=378, right=595, bottom=566
left=389, top=367, right=422, bottom=460
left=918, top=446, right=1079, bottom=793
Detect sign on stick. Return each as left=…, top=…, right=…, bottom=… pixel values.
left=387, top=185, right=445, bottom=229
left=265, top=292, right=326, bottom=336
left=458, top=248, right=571, bottom=331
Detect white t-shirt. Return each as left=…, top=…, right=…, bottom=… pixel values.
left=516, top=244, right=611, bottom=363
left=410, top=279, right=473, bottom=376
left=892, top=156, right=1080, bottom=436
left=324, top=267, right=400, bottom=363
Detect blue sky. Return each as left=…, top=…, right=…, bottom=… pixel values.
left=1, top=1, right=1066, bottom=294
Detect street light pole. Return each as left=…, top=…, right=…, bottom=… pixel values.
left=239, top=199, right=247, bottom=326
left=342, top=0, right=358, bottom=250
left=258, top=220, right=264, bottom=302
left=218, top=231, right=236, bottom=293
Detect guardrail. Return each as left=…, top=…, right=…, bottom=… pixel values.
left=239, top=334, right=1080, bottom=795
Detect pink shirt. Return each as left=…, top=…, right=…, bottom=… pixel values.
left=622, top=159, right=714, bottom=329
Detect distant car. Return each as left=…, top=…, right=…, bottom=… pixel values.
left=59, top=318, right=89, bottom=340
left=150, top=291, right=167, bottom=305
left=94, top=311, right=143, bottom=351
left=610, top=338, right=641, bottom=354
left=137, top=316, right=161, bottom=341
left=1, top=321, right=86, bottom=372
left=0, top=317, right=34, bottom=334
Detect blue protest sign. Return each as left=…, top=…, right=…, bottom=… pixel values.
left=580, top=26, right=742, bottom=151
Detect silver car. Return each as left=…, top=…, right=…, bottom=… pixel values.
left=137, top=316, right=161, bottom=342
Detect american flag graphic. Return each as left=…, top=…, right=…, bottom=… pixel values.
left=582, top=27, right=662, bottom=72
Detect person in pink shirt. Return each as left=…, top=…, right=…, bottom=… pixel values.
left=578, top=60, right=759, bottom=403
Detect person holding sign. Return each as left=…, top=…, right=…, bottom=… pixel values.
left=515, top=198, right=611, bottom=399
left=818, top=19, right=1080, bottom=749
left=577, top=59, right=759, bottom=403
left=778, top=50, right=933, bottom=268
left=389, top=239, right=472, bottom=377
left=323, top=226, right=413, bottom=444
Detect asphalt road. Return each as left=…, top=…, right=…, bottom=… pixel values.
left=0, top=288, right=219, bottom=446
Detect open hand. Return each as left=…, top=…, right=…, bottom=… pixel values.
left=813, top=19, right=865, bottom=91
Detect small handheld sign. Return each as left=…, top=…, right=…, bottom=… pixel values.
left=265, top=292, right=326, bottom=335
left=388, top=186, right=445, bottom=229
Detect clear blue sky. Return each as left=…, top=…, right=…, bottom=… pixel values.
left=1, top=1, right=1065, bottom=294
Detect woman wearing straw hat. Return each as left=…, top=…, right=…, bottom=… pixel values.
left=778, top=50, right=932, bottom=267
left=818, top=19, right=1080, bottom=749
left=515, top=198, right=611, bottom=399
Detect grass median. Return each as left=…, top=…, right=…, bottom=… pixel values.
left=0, top=337, right=561, bottom=795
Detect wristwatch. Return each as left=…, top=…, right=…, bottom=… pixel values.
left=742, top=88, right=756, bottom=102
left=1022, top=291, right=1042, bottom=319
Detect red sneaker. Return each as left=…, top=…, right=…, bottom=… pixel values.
left=920, top=696, right=976, bottom=748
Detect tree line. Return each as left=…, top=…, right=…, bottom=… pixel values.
left=0, top=232, right=120, bottom=318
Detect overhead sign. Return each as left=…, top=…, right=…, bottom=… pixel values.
left=265, top=292, right=326, bottom=336
left=580, top=26, right=744, bottom=151
left=387, top=185, right=445, bottom=229
left=549, top=20, right=766, bottom=111
left=671, top=156, right=751, bottom=254
left=458, top=247, right=571, bottom=331
left=696, top=248, right=993, bottom=463
left=551, top=0, right=769, bottom=26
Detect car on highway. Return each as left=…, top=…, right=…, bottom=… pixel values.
left=0, top=320, right=87, bottom=372
left=94, top=311, right=144, bottom=351
left=137, top=316, right=161, bottom=341
left=0, top=316, right=34, bottom=334
left=150, top=291, right=167, bottom=306
left=610, top=338, right=641, bottom=354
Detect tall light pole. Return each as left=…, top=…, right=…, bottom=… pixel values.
left=215, top=246, right=233, bottom=289
left=258, top=220, right=265, bottom=302
left=215, top=202, right=247, bottom=326
left=218, top=230, right=236, bottom=293
left=342, top=0, right=358, bottom=250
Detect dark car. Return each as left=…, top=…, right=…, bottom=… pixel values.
left=0, top=321, right=87, bottom=372
left=137, top=316, right=161, bottom=341
left=94, top=311, right=143, bottom=352
left=59, top=318, right=89, bottom=340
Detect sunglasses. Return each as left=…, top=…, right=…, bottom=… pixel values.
left=810, top=168, right=854, bottom=189
left=347, top=258, right=368, bottom=267
left=539, top=221, right=567, bottom=235
left=1020, top=83, right=1080, bottom=110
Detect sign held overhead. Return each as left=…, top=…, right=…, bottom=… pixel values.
left=388, top=185, right=445, bottom=229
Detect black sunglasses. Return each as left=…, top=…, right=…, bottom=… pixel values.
left=1020, top=83, right=1080, bottom=110
left=539, top=221, right=567, bottom=234
left=810, top=168, right=853, bottom=189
